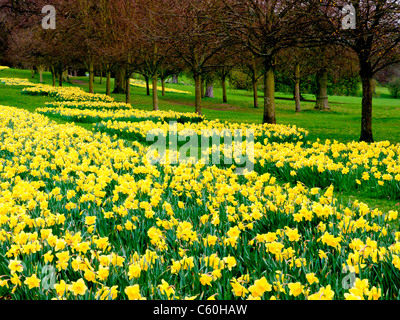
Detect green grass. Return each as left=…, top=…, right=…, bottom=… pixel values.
left=1, top=67, right=399, bottom=214
left=2, top=68, right=400, bottom=143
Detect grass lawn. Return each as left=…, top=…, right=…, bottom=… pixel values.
left=2, top=68, right=400, bottom=144
left=1, top=67, right=399, bottom=213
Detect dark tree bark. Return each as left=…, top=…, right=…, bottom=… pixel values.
left=221, top=76, right=227, bottom=103
left=125, top=74, right=131, bottom=104
left=359, top=62, right=374, bottom=142
left=113, top=67, right=126, bottom=94
left=145, top=76, right=150, bottom=96
left=194, top=74, right=202, bottom=115
left=51, top=66, right=56, bottom=87
left=263, top=65, right=276, bottom=124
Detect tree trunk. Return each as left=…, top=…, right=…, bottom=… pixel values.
left=205, top=80, right=214, bottom=98
left=172, top=74, right=179, bottom=84
left=38, top=65, right=44, bottom=83
left=106, top=71, right=111, bottom=96
left=222, top=76, right=227, bottom=103
left=253, top=79, right=259, bottom=109
left=51, top=66, right=56, bottom=87
left=31, top=68, right=34, bottom=79
left=360, top=75, right=374, bottom=142
left=89, top=60, right=94, bottom=94
left=263, top=65, right=276, bottom=124
left=294, top=63, right=301, bottom=113
left=194, top=74, right=202, bottom=115
left=58, top=67, right=63, bottom=87
left=152, top=75, right=159, bottom=111
left=201, top=78, right=205, bottom=98
left=315, top=69, right=329, bottom=110
left=62, top=70, right=69, bottom=83
left=113, top=67, right=126, bottom=94
left=125, top=74, right=131, bottom=104
left=99, top=69, right=103, bottom=85
left=161, top=78, right=165, bottom=96
left=145, top=76, right=150, bottom=96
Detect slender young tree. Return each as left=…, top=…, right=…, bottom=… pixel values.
left=236, top=51, right=264, bottom=109
left=214, top=47, right=238, bottom=103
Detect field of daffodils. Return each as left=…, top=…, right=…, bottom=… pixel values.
left=0, top=74, right=399, bottom=300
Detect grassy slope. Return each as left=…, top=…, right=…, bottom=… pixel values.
left=0, top=68, right=399, bottom=213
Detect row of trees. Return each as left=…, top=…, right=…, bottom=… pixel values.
left=1, top=0, right=400, bottom=142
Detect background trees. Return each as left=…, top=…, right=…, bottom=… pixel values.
left=156, top=0, right=229, bottom=115
left=0, top=0, right=45, bottom=64
left=306, top=0, right=400, bottom=142
left=224, top=0, right=309, bottom=124
left=1, top=0, right=400, bottom=142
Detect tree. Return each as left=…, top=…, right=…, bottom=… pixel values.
left=275, top=44, right=358, bottom=111
left=225, top=0, right=307, bottom=124
left=275, top=47, right=307, bottom=112
left=159, top=0, right=230, bottom=115
left=310, top=45, right=358, bottom=110
left=158, top=58, right=185, bottom=96
left=0, top=0, right=43, bottom=62
left=72, top=0, right=102, bottom=94
left=236, top=51, right=264, bottom=109
left=105, top=0, right=142, bottom=104
left=134, top=0, right=173, bottom=111
left=307, top=0, right=400, bottom=142
left=6, top=27, right=49, bottom=83
left=214, top=47, right=237, bottom=103
left=6, top=1, right=79, bottom=87
left=203, top=72, right=215, bottom=98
